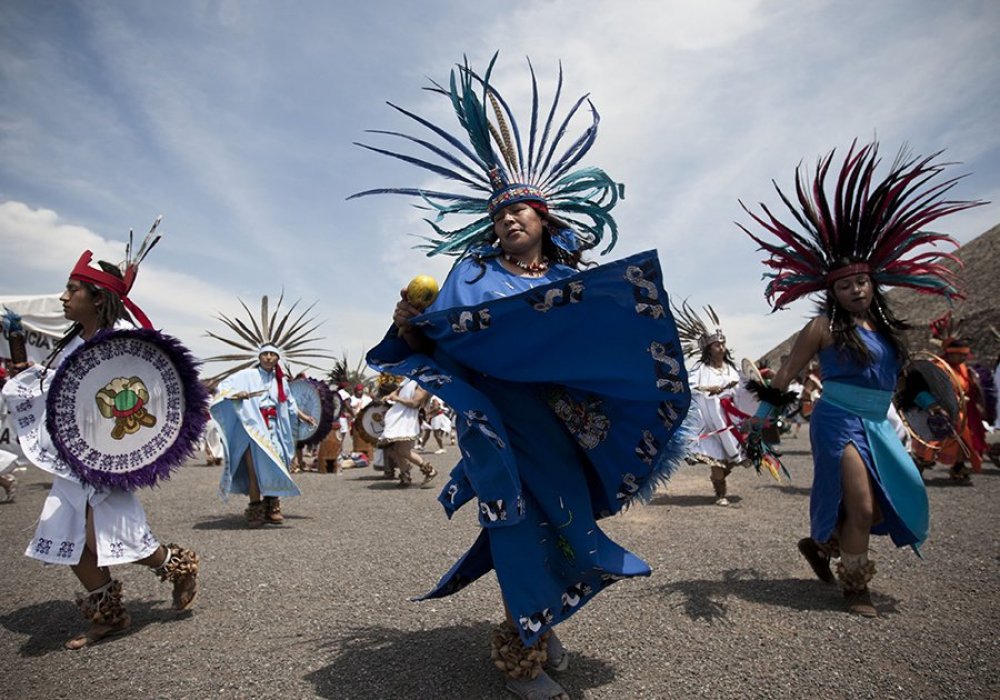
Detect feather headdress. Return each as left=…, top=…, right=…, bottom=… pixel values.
left=349, top=53, right=623, bottom=259
left=929, top=311, right=971, bottom=353
left=738, top=141, right=985, bottom=311
left=671, top=300, right=727, bottom=359
left=203, top=293, right=335, bottom=382
left=69, top=216, right=164, bottom=328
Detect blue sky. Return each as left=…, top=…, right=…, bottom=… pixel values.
left=2, top=0, right=998, bottom=374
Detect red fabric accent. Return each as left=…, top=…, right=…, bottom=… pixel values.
left=526, top=201, right=549, bottom=217
left=275, top=364, right=286, bottom=403
left=69, top=250, right=153, bottom=329
left=824, top=263, right=871, bottom=284
left=260, top=406, right=277, bottom=428
left=719, top=396, right=751, bottom=445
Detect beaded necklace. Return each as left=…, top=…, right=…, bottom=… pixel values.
left=503, top=253, right=549, bottom=274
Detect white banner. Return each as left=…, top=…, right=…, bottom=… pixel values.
left=1, top=294, right=71, bottom=365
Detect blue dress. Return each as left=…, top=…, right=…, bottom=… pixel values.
left=368, top=251, right=691, bottom=645
left=810, top=328, right=928, bottom=552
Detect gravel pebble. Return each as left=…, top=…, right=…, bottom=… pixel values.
left=1, top=433, right=997, bottom=699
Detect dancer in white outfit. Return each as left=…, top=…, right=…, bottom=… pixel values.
left=1, top=234, right=201, bottom=649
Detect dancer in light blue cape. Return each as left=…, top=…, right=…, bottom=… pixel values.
left=211, top=343, right=317, bottom=526
left=739, top=141, right=983, bottom=617
left=355, top=55, right=690, bottom=699
left=205, top=295, right=332, bottom=526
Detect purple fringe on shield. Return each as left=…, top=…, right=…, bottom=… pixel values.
left=298, top=377, right=336, bottom=447
left=46, top=328, right=210, bottom=491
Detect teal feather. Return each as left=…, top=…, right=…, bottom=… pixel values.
left=350, top=55, right=623, bottom=258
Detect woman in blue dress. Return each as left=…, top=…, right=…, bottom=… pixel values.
left=357, top=57, right=690, bottom=700
left=740, top=142, right=983, bottom=617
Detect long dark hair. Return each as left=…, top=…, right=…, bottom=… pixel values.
left=821, top=260, right=909, bottom=366
left=699, top=343, right=737, bottom=369
left=47, top=261, right=133, bottom=367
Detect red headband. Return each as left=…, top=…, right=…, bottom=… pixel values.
left=825, top=263, right=871, bottom=285
left=69, top=251, right=153, bottom=329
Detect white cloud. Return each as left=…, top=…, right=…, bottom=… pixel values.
left=1, top=0, right=997, bottom=368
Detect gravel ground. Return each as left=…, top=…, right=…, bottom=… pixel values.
left=1, top=433, right=998, bottom=699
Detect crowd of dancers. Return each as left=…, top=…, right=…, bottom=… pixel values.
left=1, top=55, right=995, bottom=700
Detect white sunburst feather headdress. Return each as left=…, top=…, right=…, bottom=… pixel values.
left=203, top=293, right=335, bottom=383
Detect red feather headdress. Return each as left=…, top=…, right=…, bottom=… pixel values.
left=738, top=141, right=985, bottom=311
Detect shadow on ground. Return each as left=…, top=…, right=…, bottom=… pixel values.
left=762, top=483, right=812, bottom=497
left=0, top=598, right=186, bottom=657
left=192, top=513, right=312, bottom=530
left=647, top=493, right=744, bottom=508
left=305, top=622, right=616, bottom=700
left=649, top=568, right=899, bottom=622
left=774, top=448, right=812, bottom=457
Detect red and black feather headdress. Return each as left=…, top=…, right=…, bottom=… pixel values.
left=738, top=141, right=985, bottom=310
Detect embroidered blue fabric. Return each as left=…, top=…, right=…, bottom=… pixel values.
left=367, top=250, right=690, bottom=645
left=810, top=329, right=928, bottom=553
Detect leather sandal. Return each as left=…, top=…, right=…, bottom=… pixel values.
left=65, top=614, right=132, bottom=650
left=797, top=537, right=834, bottom=584
left=264, top=496, right=285, bottom=524
left=505, top=671, right=569, bottom=700
left=545, top=631, right=569, bottom=672
left=844, top=588, right=877, bottom=617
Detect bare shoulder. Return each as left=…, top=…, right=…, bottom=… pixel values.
left=802, top=316, right=833, bottom=347
left=784, top=316, right=831, bottom=362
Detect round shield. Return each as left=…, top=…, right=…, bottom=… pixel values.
left=740, top=358, right=764, bottom=385
left=734, top=358, right=764, bottom=416
left=289, top=377, right=336, bottom=446
left=898, top=352, right=966, bottom=449
left=46, top=328, right=209, bottom=491
left=356, top=402, right=388, bottom=445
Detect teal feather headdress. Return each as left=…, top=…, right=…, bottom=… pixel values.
left=349, top=53, right=624, bottom=260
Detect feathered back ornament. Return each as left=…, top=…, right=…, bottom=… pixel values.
left=671, top=300, right=727, bottom=359
left=203, top=293, right=335, bottom=383
left=930, top=311, right=972, bottom=354
left=929, top=311, right=960, bottom=345
left=326, top=353, right=371, bottom=389
left=738, top=141, right=986, bottom=310
left=349, top=53, right=624, bottom=259
left=69, top=216, right=164, bottom=328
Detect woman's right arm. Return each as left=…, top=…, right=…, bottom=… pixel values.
left=770, top=317, right=829, bottom=393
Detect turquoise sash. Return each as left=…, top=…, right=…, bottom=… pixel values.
left=822, top=381, right=929, bottom=552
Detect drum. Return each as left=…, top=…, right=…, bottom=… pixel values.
left=289, top=377, right=336, bottom=446
left=897, top=352, right=966, bottom=452
left=46, top=328, right=208, bottom=490
left=356, top=402, right=388, bottom=445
